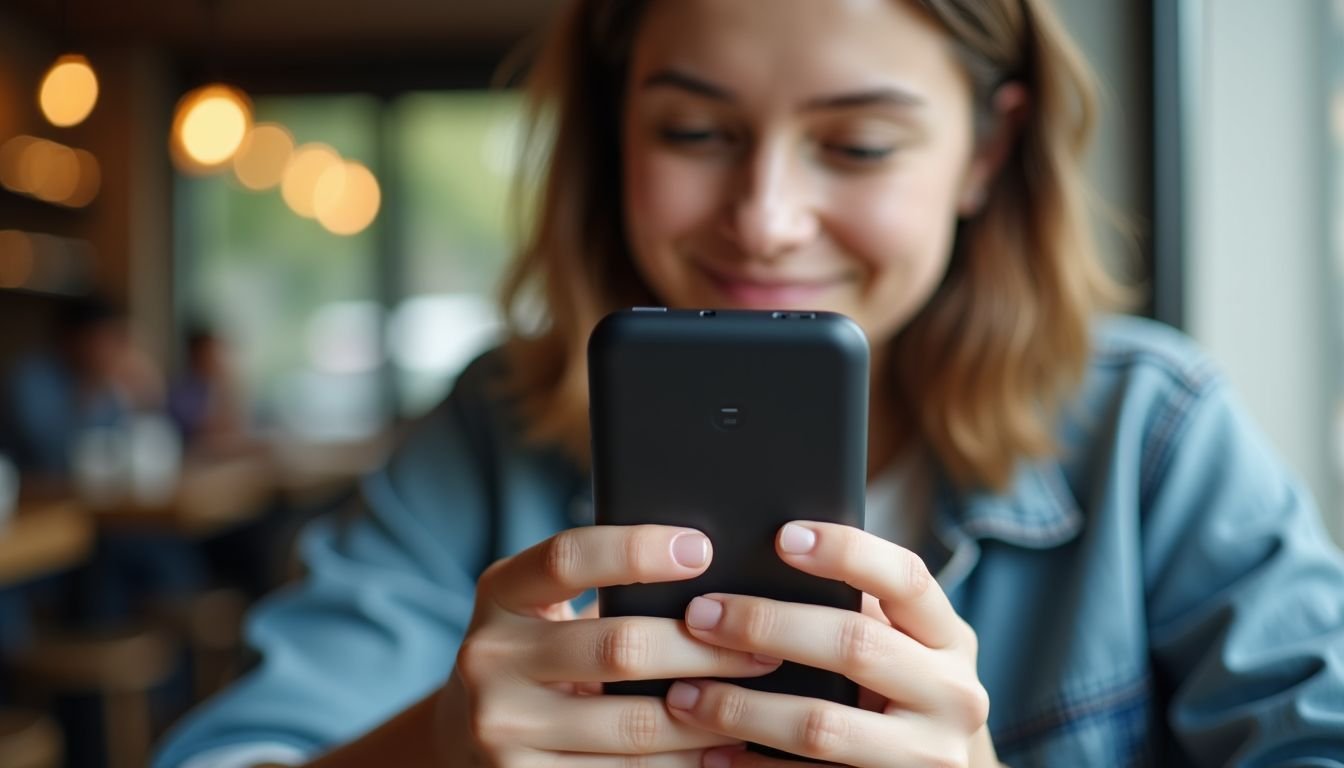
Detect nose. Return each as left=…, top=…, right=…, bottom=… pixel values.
left=721, top=140, right=819, bottom=261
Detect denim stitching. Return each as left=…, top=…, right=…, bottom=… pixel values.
left=941, top=324, right=1218, bottom=551
left=1139, top=383, right=1201, bottom=502
left=1090, top=327, right=1217, bottom=394
left=957, top=513, right=1080, bottom=546
left=1140, top=379, right=1220, bottom=512
left=993, top=673, right=1153, bottom=754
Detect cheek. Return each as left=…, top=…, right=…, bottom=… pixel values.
left=623, top=143, right=724, bottom=259
left=829, top=167, right=962, bottom=332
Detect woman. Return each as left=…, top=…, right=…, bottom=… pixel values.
left=156, top=0, right=1344, bottom=766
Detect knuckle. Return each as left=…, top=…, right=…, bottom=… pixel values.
left=739, top=601, right=780, bottom=645
left=798, top=705, right=848, bottom=758
left=476, top=558, right=506, bottom=592
left=455, top=634, right=507, bottom=688
left=623, top=530, right=652, bottom=580
left=597, top=620, right=655, bottom=678
left=542, top=531, right=585, bottom=588
left=925, top=741, right=970, bottom=768
left=958, top=619, right=979, bottom=656
left=953, top=679, right=991, bottom=730
left=905, top=553, right=934, bottom=599
left=708, top=642, right=741, bottom=669
left=466, top=694, right=517, bottom=750
left=835, top=615, right=882, bottom=671
left=616, top=699, right=663, bottom=752
left=705, top=687, right=750, bottom=731
left=905, top=737, right=967, bottom=768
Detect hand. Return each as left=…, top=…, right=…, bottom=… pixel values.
left=437, top=524, right=784, bottom=766
left=663, top=522, right=999, bottom=767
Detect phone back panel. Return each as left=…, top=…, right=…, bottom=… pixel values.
left=588, top=308, right=868, bottom=708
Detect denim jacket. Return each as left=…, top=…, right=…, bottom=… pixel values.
left=155, top=316, right=1344, bottom=767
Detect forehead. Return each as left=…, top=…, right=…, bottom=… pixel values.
left=630, top=0, right=967, bottom=103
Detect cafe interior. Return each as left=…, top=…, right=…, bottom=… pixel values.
left=0, top=1, right=1340, bottom=766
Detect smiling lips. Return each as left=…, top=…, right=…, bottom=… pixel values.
left=696, top=262, right=849, bottom=308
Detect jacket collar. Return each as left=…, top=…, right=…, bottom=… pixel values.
left=932, top=457, right=1084, bottom=550
left=925, top=456, right=1084, bottom=594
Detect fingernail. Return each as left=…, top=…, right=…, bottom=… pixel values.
left=672, top=532, right=710, bottom=568
left=703, top=746, right=738, bottom=768
left=667, top=680, right=702, bottom=710
left=779, top=523, right=816, bottom=554
left=686, top=596, right=723, bottom=630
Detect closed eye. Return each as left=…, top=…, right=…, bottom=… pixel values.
left=823, top=143, right=896, bottom=163
left=658, top=127, right=734, bottom=146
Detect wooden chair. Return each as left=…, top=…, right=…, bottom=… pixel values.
left=152, top=587, right=249, bottom=700
left=16, top=626, right=176, bottom=768
left=0, top=710, right=62, bottom=768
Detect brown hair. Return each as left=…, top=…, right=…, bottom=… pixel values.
left=498, top=0, right=1131, bottom=491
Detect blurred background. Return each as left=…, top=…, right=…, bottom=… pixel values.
left=0, top=0, right=1339, bottom=766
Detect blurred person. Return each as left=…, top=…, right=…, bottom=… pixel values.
left=169, top=324, right=253, bottom=455
left=0, top=296, right=206, bottom=623
left=169, top=325, right=298, bottom=599
left=156, top=1, right=1344, bottom=766
left=1, top=296, right=163, bottom=479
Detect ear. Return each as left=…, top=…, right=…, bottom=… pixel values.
left=956, top=82, right=1029, bottom=216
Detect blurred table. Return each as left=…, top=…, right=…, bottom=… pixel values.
left=0, top=500, right=95, bottom=588
left=269, top=432, right=392, bottom=506
left=91, top=453, right=279, bottom=538
left=66, top=432, right=390, bottom=538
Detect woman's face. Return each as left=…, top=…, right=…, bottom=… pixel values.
left=621, top=0, right=1003, bottom=345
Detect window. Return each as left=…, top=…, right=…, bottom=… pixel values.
left=390, top=92, right=521, bottom=415
left=179, top=91, right=524, bottom=440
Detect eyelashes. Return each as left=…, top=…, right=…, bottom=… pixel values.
left=657, top=126, right=738, bottom=148
left=656, top=126, right=898, bottom=167
left=821, top=143, right=895, bottom=162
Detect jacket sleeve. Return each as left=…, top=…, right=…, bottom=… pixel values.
left=153, top=364, right=502, bottom=767
left=1143, top=373, right=1344, bottom=766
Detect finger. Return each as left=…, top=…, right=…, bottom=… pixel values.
left=666, top=680, right=953, bottom=767
left=576, top=600, right=600, bottom=620
left=681, top=594, right=939, bottom=709
left=860, top=592, right=887, bottom=624
left=528, top=749, right=708, bottom=766
left=525, top=616, right=782, bottom=683
left=776, top=522, right=965, bottom=649
left=516, top=690, right=743, bottom=753
left=484, top=525, right=712, bottom=615
left=700, top=745, right=811, bottom=768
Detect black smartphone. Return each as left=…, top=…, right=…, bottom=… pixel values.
left=587, top=307, right=869, bottom=712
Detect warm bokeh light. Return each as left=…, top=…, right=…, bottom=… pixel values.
left=171, top=84, right=253, bottom=172
left=0, top=136, right=37, bottom=193
left=17, top=138, right=55, bottom=194
left=39, top=54, right=99, bottom=128
left=281, top=143, right=341, bottom=218
left=24, top=140, right=80, bottom=203
left=0, top=230, right=36, bottom=288
left=314, top=160, right=381, bottom=236
left=0, top=136, right=99, bottom=207
left=232, top=123, right=295, bottom=191
left=65, top=149, right=102, bottom=207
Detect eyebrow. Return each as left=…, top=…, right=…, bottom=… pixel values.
left=640, top=68, right=925, bottom=111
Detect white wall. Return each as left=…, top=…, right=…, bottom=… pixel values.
left=1186, top=0, right=1339, bottom=541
